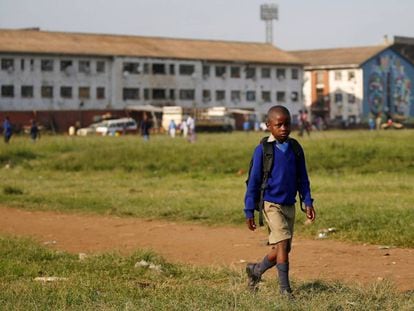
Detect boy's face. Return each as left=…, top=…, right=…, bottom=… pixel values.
left=266, top=111, right=291, bottom=142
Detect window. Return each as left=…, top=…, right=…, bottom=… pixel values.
left=169, top=89, right=175, bottom=100
left=1, top=85, right=14, bottom=97
left=152, top=63, right=166, bottom=75
left=276, top=68, right=285, bottom=80
left=96, top=61, right=105, bottom=73
left=123, top=62, right=140, bottom=74
left=144, top=89, right=150, bottom=100
left=276, top=91, right=286, bottom=102
left=30, top=59, right=34, bottom=71
left=20, top=59, right=25, bottom=71
left=261, top=68, right=271, bottom=79
left=60, top=86, right=72, bottom=99
left=179, top=64, right=195, bottom=75
left=291, top=91, right=299, bottom=102
left=1, top=59, right=14, bottom=71
left=21, top=86, right=33, bottom=98
left=215, top=66, right=226, bottom=77
left=96, top=87, right=105, bottom=99
left=41, top=59, right=54, bottom=72
left=316, top=71, right=324, bottom=84
left=216, top=90, right=225, bottom=101
left=202, top=90, right=211, bottom=102
left=348, top=71, right=355, bottom=81
left=143, top=63, right=149, bottom=74
left=245, top=67, right=256, bottom=79
left=60, top=60, right=73, bottom=71
left=334, top=71, right=342, bottom=81
left=41, top=86, right=53, bottom=98
left=79, top=61, right=91, bottom=73
left=231, top=90, right=241, bottom=102
left=79, top=87, right=90, bottom=99
left=179, top=89, right=195, bottom=100
left=169, top=64, right=175, bottom=75
left=348, top=93, right=356, bottom=103
left=123, top=88, right=140, bottom=100
left=335, top=93, right=343, bottom=103
left=230, top=66, right=240, bottom=78
left=246, top=91, right=256, bottom=102
left=291, top=68, right=299, bottom=80
left=203, top=65, right=210, bottom=77
left=262, top=91, right=271, bottom=102
left=152, top=89, right=166, bottom=100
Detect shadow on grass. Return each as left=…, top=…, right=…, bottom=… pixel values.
left=297, top=280, right=344, bottom=293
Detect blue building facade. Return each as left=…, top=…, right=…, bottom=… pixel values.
left=362, top=48, right=414, bottom=119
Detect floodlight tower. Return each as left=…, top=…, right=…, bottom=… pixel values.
left=260, top=3, right=278, bottom=45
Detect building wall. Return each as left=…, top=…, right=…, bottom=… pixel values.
left=328, top=68, right=363, bottom=123
left=362, top=48, right=414, bottom=119
left=303, top=67, right=365, bottom=125
left=1, top=53, right=303, bottom=131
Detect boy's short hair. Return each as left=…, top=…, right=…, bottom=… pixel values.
left=267, top=105, right=290, bottom=122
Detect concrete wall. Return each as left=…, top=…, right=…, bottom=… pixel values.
left=328, top=68, right=363, bottom=123
left=1, top=53, right=303, bottom=131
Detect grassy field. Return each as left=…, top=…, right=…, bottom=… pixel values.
left=0, top=130, right=413, bottom=247
left=1, top=236, right=412, bottom=310
left=1, top=131, right=413, bottom=309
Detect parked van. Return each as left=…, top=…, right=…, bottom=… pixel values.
left=95, top=118, right=138, bottom=136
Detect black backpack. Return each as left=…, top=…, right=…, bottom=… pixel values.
left=246, top=136, right=305, bottom=226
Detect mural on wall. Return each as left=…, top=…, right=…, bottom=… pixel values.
left=367, top=53, right=412, bottom=117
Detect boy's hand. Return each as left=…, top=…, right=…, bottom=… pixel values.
left=246, top=218, right=256, bottom=231
left=306, top=206, right=316, bottom=222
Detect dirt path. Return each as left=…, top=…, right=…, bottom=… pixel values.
left=0, top=206, right=412, bottom=292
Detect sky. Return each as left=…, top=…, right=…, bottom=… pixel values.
left=0, top=0, right=413, bottom=51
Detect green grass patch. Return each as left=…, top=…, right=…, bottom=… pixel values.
left=0, top=236, right=412, bottom=310
left=0, top=131, right=413, bottom=247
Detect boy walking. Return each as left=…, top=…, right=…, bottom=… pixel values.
left=244, top=105, right=316, bottom=297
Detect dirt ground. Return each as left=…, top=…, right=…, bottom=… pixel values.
left=0, top=206, right=413, bottom=292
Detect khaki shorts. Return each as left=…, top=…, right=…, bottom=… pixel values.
left=263, top=201, right=295, bottom=245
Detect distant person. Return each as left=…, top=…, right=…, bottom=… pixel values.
left=244, top=105, right=315, bottom=298
left=3, top=116, right=12, bottom=143
left=186, top=115, right=196, bottom=143
left=375, top=112, right=382, bottom=130
left=243, top=118, right=251, bottom=133
left=368, top=114, right=375, bottom=131
left=299, top=110, right=311, bottom=136
left=297, top=110, right=303, bottom=136
left=180, top=118, right=188, bottom=138
left=30, top=120, right=39, bottom=141
left=169, top=119, right=177, bottom=138
left=140, top=114, right=152, bottom=141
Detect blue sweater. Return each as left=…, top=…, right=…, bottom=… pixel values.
left=244, top=139, right=313, bottom=219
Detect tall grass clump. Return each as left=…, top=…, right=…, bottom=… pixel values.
left=0, top=237, right=412, bottom=310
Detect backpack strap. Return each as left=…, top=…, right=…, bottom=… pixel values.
left=287, top=137, right=306, bottom=213
left=257, top=136, right=274, bottom=226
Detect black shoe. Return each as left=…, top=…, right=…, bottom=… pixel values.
left=246, top=263, right=261, bottom=291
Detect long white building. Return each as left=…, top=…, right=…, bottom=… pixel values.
left=0, top=29, right=304, bottom=132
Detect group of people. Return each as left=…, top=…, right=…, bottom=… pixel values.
left=168, top=115, right=196, bottom=142
left=2, top=117, right=39, bottom=143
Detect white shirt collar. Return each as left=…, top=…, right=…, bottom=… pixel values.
left=267, top=134, right=277, bottom=142
left=267, top=134, right=289, bottom=144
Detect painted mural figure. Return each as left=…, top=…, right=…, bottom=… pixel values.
left=367, top=54, right=412, bottom=121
